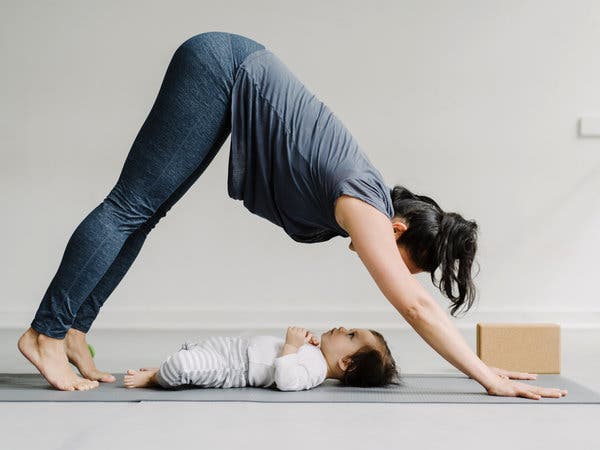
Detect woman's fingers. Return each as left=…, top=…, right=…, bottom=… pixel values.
left=536, top=386, right=568, bottom=398
left=508, top=370, right=537, bottom=380
left=515, top=381, right=568, bottom=399
left=515, top=386, right=541, bottom=400
left=488, top=378, right=568, bottom=400
left=539, top=387, right=568, bottom=397
left=490, top=365, right=538, bottom=380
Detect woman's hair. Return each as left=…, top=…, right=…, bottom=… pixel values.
left=338, top=330, right=404, bottom=388
left=390, top=184, right=480, bottom=317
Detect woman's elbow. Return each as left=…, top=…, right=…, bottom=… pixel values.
left=387, top=282, right=430, bottom=319
left=397, top=297, right=431, bottom=323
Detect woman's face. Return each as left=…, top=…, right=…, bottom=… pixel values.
left=348, top=240, right=424, bottom=275
left=347, top=217, right=423, bottom=274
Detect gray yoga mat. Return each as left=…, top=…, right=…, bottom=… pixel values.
left=0, top=373, right=597, bottom=403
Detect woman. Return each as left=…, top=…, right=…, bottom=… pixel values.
left=18, top=31, right=567, bottom=399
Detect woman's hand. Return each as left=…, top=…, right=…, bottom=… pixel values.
left=284, top=326, right=318, bottom=348
left=486, top=377, right=568, bottom=400
left=468, top=365, right=538, bottom=380
left=488, top=365, right=538, bottom=380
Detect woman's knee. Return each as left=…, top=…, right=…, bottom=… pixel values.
left=102, top=184, right=156, bottom=233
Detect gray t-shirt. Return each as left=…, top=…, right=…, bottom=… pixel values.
left=227, top=48, right=394, bottom=243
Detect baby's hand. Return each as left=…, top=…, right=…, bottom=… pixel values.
left=285, top=326, right=318, bottom=348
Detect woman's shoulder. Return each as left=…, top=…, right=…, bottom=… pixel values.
left=334, top=183, right=394, bottom=233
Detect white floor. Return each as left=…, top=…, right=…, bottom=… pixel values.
left=2, top=327, right=599, bottom=449
left=3, top=402, right=600, bottom=450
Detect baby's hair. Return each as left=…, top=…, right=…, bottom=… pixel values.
left=338, top=330, right=404, bottom=388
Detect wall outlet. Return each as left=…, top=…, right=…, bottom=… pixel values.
left=578, top=116, right=600, bottom=137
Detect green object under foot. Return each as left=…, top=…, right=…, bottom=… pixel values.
left=88, top=344, right=95, bottom=358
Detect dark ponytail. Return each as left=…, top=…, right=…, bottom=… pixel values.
left=390, top=185, right=480, bottom=317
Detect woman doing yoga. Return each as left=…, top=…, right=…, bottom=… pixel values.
left=18, top=31, right=567, bottom=399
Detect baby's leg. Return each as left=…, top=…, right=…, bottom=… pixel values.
left=154, top=346, right=228, bottom=389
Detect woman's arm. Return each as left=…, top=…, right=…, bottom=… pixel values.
left=335, top=195, right=499, bottom=390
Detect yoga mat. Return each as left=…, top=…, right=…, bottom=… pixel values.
left=0, top=373, right=598, bottom=403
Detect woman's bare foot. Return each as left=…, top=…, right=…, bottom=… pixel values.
left=64, top=328, right=116, bottom=383
left=17, top=327, right=99, bottom=391
left=124, top=368, right=159, bottom=388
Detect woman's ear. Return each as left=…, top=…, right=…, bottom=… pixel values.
left=392, top=218, right=408, bottom=240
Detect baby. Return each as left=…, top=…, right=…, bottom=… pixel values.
left=124, top=325, right=402, bottom=391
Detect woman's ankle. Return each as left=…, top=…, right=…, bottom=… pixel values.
left=66, top=327, right=87, bottom=338
left=37, top=332, right=65, bottom=343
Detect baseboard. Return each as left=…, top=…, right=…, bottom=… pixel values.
left=3, top=307, right=600, bottom=330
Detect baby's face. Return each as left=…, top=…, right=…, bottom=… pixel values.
left=318, top=326, right=379, bottom=358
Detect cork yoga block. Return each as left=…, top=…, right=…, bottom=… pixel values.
left=476, top=323, right=561, bottom=374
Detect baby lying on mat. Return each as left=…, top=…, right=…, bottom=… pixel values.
left=124, top=326, right=402, bottom=391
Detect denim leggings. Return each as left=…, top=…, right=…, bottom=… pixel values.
left=31, top=32, right=266, bottom=339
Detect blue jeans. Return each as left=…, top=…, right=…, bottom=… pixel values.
left=31, top=31, right=266, bottom=339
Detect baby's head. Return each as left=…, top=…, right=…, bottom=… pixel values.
left=318, top=326, right=402, bottom=387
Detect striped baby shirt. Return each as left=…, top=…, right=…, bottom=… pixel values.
left=155, top=335, right=328, bottom=391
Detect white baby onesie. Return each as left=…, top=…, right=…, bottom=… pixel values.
left=247, top=335, right=328, bottom=391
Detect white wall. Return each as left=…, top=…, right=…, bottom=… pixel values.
left=1, top=0, right=599, bottom=334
